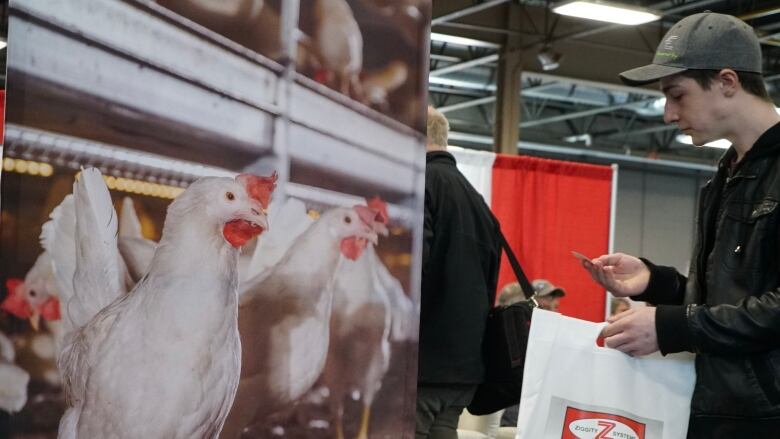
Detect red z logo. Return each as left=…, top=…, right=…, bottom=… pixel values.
left=561, top=407, right=646, bottom=439
left=596, top=420, right=615, bottom=439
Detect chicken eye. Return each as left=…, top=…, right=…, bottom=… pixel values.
left=29, top=290, right=37, bottom=298
left=344, top=216, right=352, bottom=224
left=226, top=192, right=235, bottom=201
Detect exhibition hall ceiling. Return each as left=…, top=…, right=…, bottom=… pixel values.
left=430, top=0, right=780, bottom=167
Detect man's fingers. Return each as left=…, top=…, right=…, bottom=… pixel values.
left=595, top=253, right=624, bottom=267
left=582, top=260, right=610, bottom=289
left=594, top=263, right=610, bottom=287
left=601, top=318, right=627, bottom=338
left=604, top=333, right=632, bottom=351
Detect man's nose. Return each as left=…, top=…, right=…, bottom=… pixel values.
left=663, top=102, right=679, bottom=124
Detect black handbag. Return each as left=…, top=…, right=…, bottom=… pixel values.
left=466, top=231, right=537, bottom=416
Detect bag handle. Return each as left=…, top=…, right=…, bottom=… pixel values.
left=497, top=229, right=535, bottom=301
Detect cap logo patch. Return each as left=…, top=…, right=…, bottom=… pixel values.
left=655, top=35, right=679, bottom=60
left=663, top=35, right=678, bottom=50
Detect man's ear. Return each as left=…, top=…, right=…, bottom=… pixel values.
left=718, top=69, right=740, bottom=97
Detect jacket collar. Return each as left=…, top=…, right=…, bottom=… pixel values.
left=718, top=121, right=780, bottom=171
left=426, top=150, right=457, bottom=165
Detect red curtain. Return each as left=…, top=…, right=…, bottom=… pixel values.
left=491, top=155, right=613, bottom=322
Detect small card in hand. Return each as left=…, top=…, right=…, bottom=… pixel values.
left=571, top=250, right=592, bottom=263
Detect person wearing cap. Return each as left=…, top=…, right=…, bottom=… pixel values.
left=497, top=279, right=566, bottom=311
left=531, top=279, right=566, bottom=312
left=581, top=12, right=780, bottom=437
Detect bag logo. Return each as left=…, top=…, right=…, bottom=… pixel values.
left=562, top=407, right=645, bottom=439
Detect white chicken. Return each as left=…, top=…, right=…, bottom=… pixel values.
left=45, top=168, right=276, bottom=439
left=322, top=197, right=416, bottom=439
left=220, top=200, right=383, bottom=438
left=310, top=0, right=364, bottom=98
left=0, top=331, right=30, bottom=414
left=1, top=253, right=62, bottom=335
left=1, top=253, right=64, bottom=388
left=118, top=196, right=269, bottom=284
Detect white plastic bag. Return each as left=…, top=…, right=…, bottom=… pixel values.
left=516, top=309, right=696, bottom=439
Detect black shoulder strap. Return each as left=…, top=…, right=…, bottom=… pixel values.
left=497, top=230, right=534, bottom=300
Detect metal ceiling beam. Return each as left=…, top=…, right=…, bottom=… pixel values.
left=429, top=76, right=497, bottom=91
left=523, top=71, right=663, bottom=97
left=437, top=80, right=601, bottom=113
left=448, top=131, right=718, bottom=173
left=520, top=98, right=658, bottom=128
left=430, top=54, right=462, bottom=62
left=602, top=124, right=676, bottom=139
left=435, top=21, right=524, bottom=36
left=759, top=32, right=780, bottom=47
left=439, top=96, right=497, bottom=113
left=739, top=6, right=780, bottom=21
left=428, top=86, right=487, bottom=97
left=432, top=0, right=511, bottom=26
left=430, top=53, right=499, bottom=76
left=765, top=73, right=780, bottom=83
left=430, top=70, right=663, bottom=96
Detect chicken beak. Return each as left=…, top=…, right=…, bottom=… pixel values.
left=373, top=222, right=389, bottom=237
left=254, top=212, right=269, bottom=231
left=364, top=229, right=379, bottom=246
left=29, top=310, right=41, bottom=332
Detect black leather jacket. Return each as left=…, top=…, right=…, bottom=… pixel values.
left=638, top=122, right=780, bottom=437
left=419, top=151, right=501, bottom=384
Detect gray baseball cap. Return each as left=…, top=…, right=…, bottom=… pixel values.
left=532, top=279, right=566, bottom=298
left=620, top=12, right=762, bottom=86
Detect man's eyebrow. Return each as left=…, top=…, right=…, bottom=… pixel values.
left=662, top=84, right=681, bottom=94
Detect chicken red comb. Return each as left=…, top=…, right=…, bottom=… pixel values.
left=237, top=172, right=277, bottom=209
left=1, top=278, right=32, bottom=319
left=354, top=205, right=378, bottom=226
left=366, top=196, right=389, bottom=225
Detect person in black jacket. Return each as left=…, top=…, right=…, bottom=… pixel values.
left=581, top=13, right=780, bottom=438
left=416, top=106, right=501, bottom=439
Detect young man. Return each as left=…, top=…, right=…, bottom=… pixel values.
left=582, top=12, right=780, bottom=437
left=416, top=107, right=501, bottom=439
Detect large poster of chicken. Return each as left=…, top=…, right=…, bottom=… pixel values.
left=0, top=0, right=429, bottom=438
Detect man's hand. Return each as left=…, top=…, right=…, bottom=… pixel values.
left=600, top=307, right=659, bottom=357
left=581, top=253, right=650, bottom=297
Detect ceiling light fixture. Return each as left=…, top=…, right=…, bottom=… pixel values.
left=553, top=0, right=661, bottom=26
left=563, top=133, right=592, bottom=146
left=429, top=32, right=500, bottom=49
left=676, top=134, right=731, bottom=149
left=537, top=46, right=563, bottom=71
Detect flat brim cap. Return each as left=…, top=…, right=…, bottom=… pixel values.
left=619, top=63, right=687, bottom=86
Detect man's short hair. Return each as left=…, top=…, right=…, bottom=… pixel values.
left=498, top=282, right=524, bottom=306
left=427, top=106, right=449, bottom=148
left=680, top=69, right=772, bottom=103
